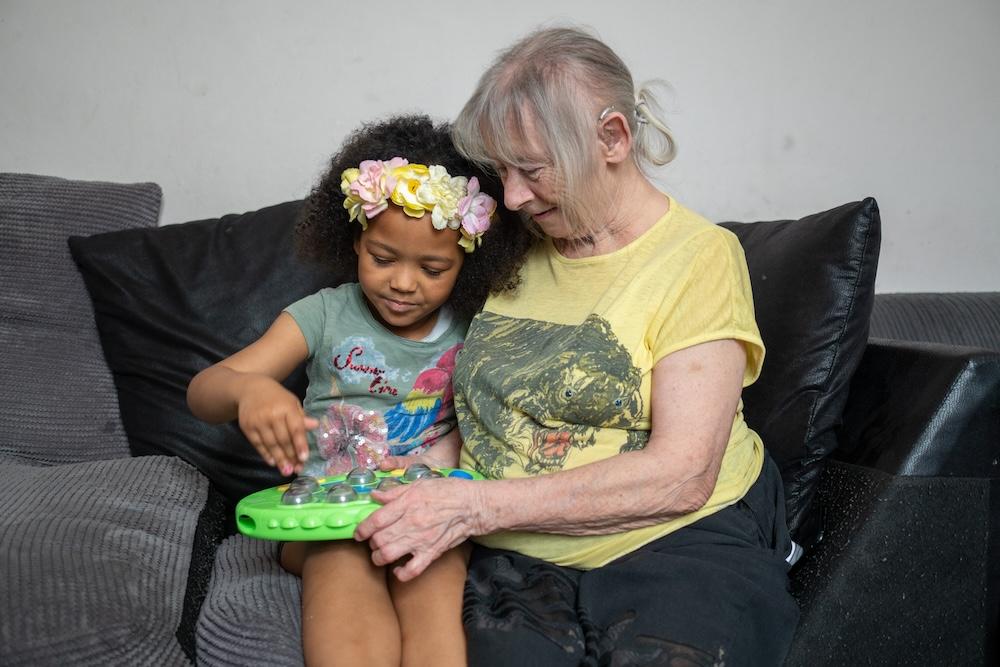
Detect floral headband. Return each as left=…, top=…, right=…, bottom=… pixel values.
left=340, top=158, right=496, bottom=253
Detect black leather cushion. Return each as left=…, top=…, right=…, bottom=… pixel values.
left=835, top=340, right=1000, bottom=477
left=720, top=198, right=880, bottom=547
left=69, top=201, right=338, bottom=500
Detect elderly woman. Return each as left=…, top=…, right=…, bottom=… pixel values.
left=360, top=27, right=799, bottom=665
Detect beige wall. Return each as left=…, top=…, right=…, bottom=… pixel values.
left=2, top=0, right=998, bottom=292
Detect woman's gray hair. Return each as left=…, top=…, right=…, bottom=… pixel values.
left=452, top=26, right=676, bottom=236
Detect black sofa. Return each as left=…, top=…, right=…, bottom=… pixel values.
left=1, top=172, right=996, bottom=665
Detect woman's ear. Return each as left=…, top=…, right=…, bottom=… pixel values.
left=598, top=111, right=632, bottom=164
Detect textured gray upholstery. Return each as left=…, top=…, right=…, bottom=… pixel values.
left=871, top=292, right=1000, bottom=351
left=0, top=455, right=207, bottom=665
left=0, top=173, right=161, bottom=465
left=197, top=535, right=303, bottom=666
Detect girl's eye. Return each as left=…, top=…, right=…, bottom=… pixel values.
left=423, top=267, right=444, bottom=277
left=372, top=255, right=392, bottom=265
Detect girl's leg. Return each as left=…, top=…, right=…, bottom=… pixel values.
left=388, top=542, right=471, bottom=667
left=282, top=541, right=401, bottom=667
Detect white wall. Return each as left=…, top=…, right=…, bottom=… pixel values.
left=2, top=0, right=998, bottom=293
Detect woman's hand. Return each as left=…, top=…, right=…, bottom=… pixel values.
left=355, top=477, right=488, bottom=581
left=236, top=375, right=316, bottom=475
left=378, top=428, right=462, bottom=472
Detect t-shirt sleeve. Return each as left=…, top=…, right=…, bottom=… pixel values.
left=283, top=289, right=330, bottom=357
left=648, top=228, right=765, bottom=386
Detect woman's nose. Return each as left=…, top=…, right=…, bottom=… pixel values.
left=502, top=171, right=533, bottom=211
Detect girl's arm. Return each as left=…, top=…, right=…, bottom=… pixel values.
left=187, top=312, right=314, bottom=475
left=357, top=338, right=745, bottom=581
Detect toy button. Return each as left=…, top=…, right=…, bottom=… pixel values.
left=346, top=467, right=378, bottom=492
left=281, top=517, right=300, bottom=529
left=326, top=483, right=358, bottom=504
left=281, top=487, right=315, bottom=506
left=403, top=463, right=433, bottom=482
left=448, top=470, right=474, bottom=480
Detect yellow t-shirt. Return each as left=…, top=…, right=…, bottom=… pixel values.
left=454, top=196, right=766, bottom=569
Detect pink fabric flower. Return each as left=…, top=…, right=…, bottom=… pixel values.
left=457, top=177, right=496, bottom=237
left=313, top=404, right=388, bottom=475
left=349, top=158, right=408, bottom=220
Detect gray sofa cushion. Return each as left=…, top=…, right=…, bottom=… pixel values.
left=0, top=455, right=207, bottom=666
left=197, top=535, right=302, bottom=666
left=871, top=292, right=1000, bottom=351
left=0, top=173, right=161, bottom=465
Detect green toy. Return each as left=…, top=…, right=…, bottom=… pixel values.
left=235, top=464, right=483, bottom=541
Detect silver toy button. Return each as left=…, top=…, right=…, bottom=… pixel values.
left=281, top=486, right=315, bottom=505
left=345, top=466, right=378, bottom=491
left=402, top=463, right=433, bottom=482
left=377, top=477, right=404, bottom=491
left=288, top=476, right=320, bottom=493
left=325, top=482, right=358, bottom=504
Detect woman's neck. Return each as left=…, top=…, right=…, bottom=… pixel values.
left=552, top=172, right=670, bottom=259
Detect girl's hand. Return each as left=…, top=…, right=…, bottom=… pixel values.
left=355, top=477, right=488, bottom=581
left=378, top=428, right=462, bottom=472
left=236, top=375, right=317, bottom=476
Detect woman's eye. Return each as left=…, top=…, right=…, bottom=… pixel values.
left=525, top=168, right=543, bottom=181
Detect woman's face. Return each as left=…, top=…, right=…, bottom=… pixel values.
left=495, top=116, right=575, bottom=240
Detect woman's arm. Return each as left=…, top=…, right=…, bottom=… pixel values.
left=187, top=312, right=315, bottom=474
left=357, top=337, right=747, bottom=580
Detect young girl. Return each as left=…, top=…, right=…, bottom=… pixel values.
left=187, top=115, right=529, bottom=666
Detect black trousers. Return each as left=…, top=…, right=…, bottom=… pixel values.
left=463, top=456, right=799, bottom=666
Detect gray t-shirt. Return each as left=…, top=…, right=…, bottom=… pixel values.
left=285, top=284, right=467, bottom=477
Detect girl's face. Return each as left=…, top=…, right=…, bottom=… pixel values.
left=353, top=205, right=464, bottom=340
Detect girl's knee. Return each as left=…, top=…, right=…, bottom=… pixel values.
left=279, top=541, right=305, bottom=575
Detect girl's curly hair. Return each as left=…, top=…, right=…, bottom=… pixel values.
left=296, top=115, right=531, bottom=321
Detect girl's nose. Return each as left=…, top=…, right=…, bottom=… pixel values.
left=390, top=266, right=417, bottom=292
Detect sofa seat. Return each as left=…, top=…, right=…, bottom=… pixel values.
left=0, top=455, right=208, bottom=665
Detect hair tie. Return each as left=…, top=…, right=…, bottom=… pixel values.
left=634, top=99, right=649, bottom=125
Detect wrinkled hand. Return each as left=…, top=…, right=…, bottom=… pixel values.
left=237, top=375, right=317, bottom=476
left=378, top=429, right=462, bottom=472
left=355, top=477, right=486, bottom=582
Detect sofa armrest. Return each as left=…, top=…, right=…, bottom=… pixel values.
left=834, top=338, right=1000, bottom=477
left=786, top=338, right=1000, bottom=664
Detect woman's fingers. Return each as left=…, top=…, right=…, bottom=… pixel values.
left=357, top=480, right=476, bottom=578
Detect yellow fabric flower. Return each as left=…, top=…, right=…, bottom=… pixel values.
left=390, top=164, right=430, bottom=218
left=340, top=158, right=497, bottom=252
left=419, top=166, right=468, bottom=230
